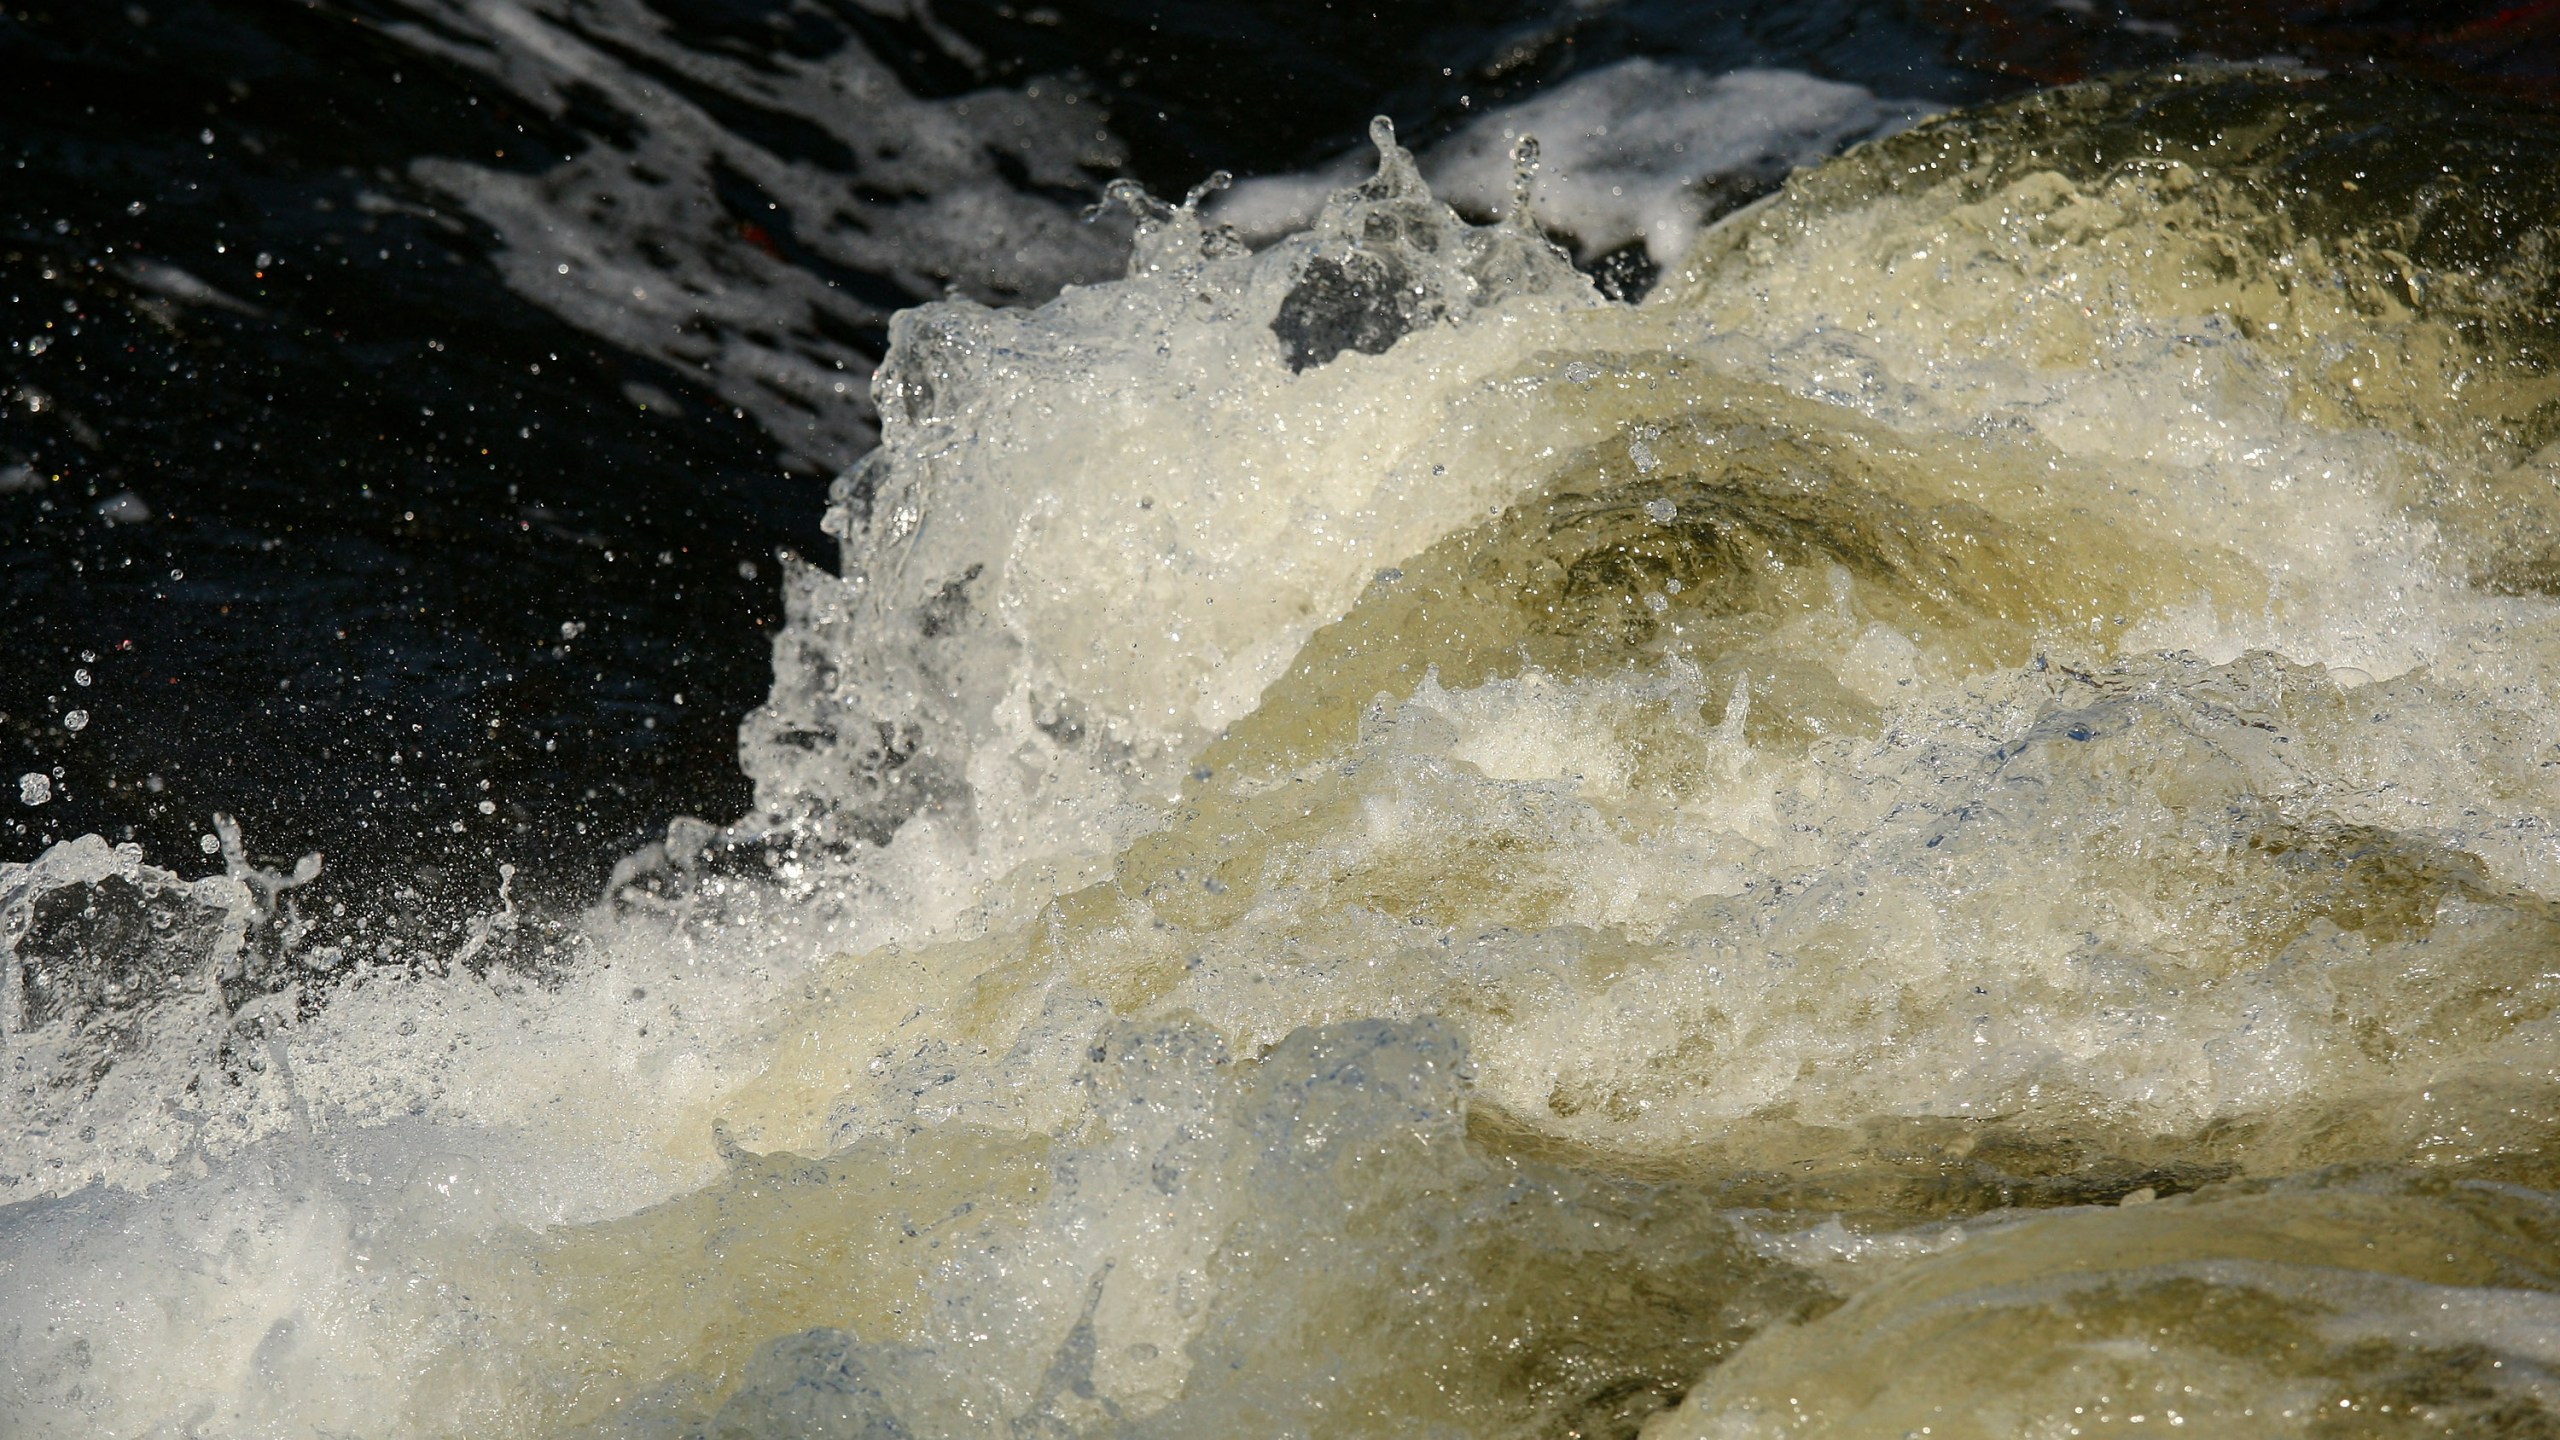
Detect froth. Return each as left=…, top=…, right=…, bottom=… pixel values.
left=9, top=66, right=2560, bottom=1439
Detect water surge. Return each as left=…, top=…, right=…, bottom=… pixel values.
left=8, top=64, right=2560, bottom=1438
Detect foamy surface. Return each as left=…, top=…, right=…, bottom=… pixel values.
left=8, top=65, right=2560, bottom=1438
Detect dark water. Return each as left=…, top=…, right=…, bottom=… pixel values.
left=1, top=0, right=2548, bottom=915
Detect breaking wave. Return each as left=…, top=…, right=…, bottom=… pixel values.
left=9, top=62, right=2560, bottom=1440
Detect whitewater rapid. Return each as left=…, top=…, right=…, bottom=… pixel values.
left=8, top=64, right=2560, bottom=1438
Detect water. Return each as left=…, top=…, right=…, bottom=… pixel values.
left=6, top=5, right=2560, bottom=1437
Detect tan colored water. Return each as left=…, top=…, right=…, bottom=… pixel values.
left=7, top=66, right=2559, bottom=1438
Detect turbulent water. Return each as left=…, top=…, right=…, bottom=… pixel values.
left=10, top=62, right=2560, bottom=1438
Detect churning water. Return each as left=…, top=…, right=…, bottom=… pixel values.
left=7, top=12, right=2560, bottom=1439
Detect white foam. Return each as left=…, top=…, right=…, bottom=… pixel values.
left=10, top=69, right=2560, bottom=1439
left=1216, top=61, right=1931, bottom=266
left=737, top=120, right=1600, bottom=898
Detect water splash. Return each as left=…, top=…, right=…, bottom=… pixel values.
left=8, top=66, right=2560, bottom=1438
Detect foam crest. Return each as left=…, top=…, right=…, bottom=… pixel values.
left=739, top=119, right=1598, bottom=897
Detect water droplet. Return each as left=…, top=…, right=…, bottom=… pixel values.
left=95, top=491, right=152, bottom=525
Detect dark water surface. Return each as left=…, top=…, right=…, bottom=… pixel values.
left=1, top=0, right=2548, bottom=910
